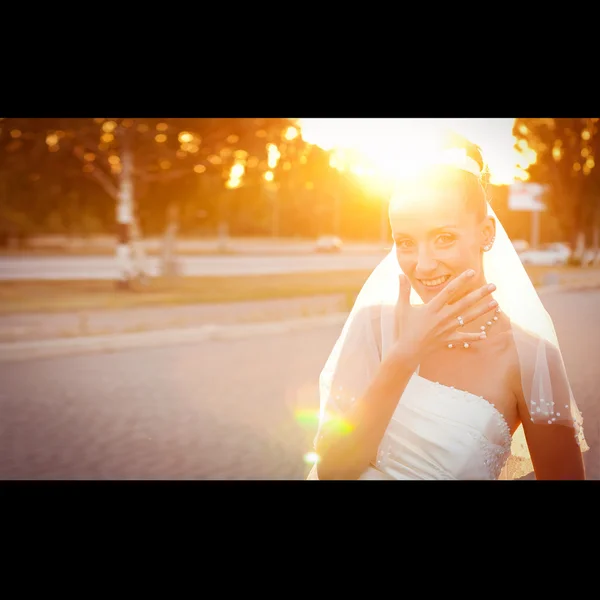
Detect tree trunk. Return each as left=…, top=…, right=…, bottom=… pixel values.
left=592, top=205, right=600, bottom=267
left=115, top=138, right=133, bottom=285
left=161, top=202, right=180, bottom=278
left=574, top=231, right=586, bottom=265
left=270, top=184, right=279, bottom=239
left=115, top=133, right=148, bottom=286
left=569, top=191, right=588, bottom=266
left=216, top=187, right=230, bottom=252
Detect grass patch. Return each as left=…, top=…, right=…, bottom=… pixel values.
left=0, top=271, right=373, bottom=315
left=0, top=265, right=597, bottom=316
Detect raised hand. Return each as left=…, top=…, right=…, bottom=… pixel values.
left=394, top=269, right=498, bottom=360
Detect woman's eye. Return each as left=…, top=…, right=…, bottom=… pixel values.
left=396, top=239, right=413, bottom=249
left=437, top=234, right=455, bottom=245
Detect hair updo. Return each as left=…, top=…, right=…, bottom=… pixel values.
left=435, top=130, right=488, bottom=221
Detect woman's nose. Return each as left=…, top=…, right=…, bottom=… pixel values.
left=415, top=246, right=438, bottom=275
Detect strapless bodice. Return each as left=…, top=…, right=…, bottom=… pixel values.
left=358, top=374, right=512, bottom=480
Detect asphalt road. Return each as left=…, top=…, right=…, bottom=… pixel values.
left=0, top=253, right=385, bottom=280
left=0, top=288, right=598, bottom=480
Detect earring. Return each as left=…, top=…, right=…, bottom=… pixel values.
left=483, top=236, right=495, bottom=252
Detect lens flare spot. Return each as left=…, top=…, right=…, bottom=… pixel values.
left=303, top=452, right=320, bottom=465
left=294, top=409, right=320, bottom=427
left=293, top=408, right=354, bottom=436
left=324, top=415, right=354, bottom=435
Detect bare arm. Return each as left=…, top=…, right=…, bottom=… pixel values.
left=517, top=410, right=585, bottom=479
left=315, top=346, right=418, bottom=480
left=516, top=341, right=585, bottom=480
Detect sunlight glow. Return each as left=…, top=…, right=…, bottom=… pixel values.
left=178, top=131, right=194, bottom=144
left=267, top=143, right=281, bottom=169
left=226, top=160, right=245, bottom=189
left=102, top=121, right=117, bottom=133
left=283, top=126, right=299, bottom=141
left=296, top=118, right=537, bottom=188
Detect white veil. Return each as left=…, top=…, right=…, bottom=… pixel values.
left=311, top=156, right=588, bottom=480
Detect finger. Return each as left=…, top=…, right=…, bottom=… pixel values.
left=428, top=269, right=476, bottom=312
left=397, top=274, right=411, bottom=310
left=442, top=283, right=496, bottom=323
left=453, top=298, right=499, bottom=330
left=446, top=330, right=488, bottom=349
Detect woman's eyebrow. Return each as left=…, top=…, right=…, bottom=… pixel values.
left=394, top=225, right=458, bottom=238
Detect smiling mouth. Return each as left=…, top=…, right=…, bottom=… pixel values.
left=418, top=275, right=452, bottom=288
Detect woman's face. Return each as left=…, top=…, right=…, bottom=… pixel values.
left=390, top=188, right=495, bottom=303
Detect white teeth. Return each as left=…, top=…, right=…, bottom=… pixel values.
left=421, top=276, right=449, bottom=287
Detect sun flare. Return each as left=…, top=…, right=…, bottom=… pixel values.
left=295, top=118, right=536, bottom=189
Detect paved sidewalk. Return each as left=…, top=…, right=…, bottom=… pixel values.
left=0, top=294, right=349, bottom=343
left=0, top=313, right=348, bottom=364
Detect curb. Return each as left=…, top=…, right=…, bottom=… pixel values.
left=2, top=279, right=600, bottom=365
left=0, top=313, right=349, bottom=364
left=537, top=279, right=600, bottom=296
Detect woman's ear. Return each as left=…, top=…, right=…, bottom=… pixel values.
left=481, top=216, right=496, bottom=252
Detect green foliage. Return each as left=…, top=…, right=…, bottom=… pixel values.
left=13, top=117, right=599, bottom=246
left=0, top=117, right=384, bottom=240
left=513, top=118, right=600, bottom=240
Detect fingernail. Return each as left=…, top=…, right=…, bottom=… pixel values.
left=488, top=283, right=496, bottom=291
left=489, top=300, right=498, bottom=308
left=480, top=333, right=487, bottom=339
left=467, top=269, right=475, bottom=277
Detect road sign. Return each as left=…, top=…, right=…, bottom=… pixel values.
left=508, top=182, right=547, bottom=212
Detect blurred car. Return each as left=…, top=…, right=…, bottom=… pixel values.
left=519, top=242, right=571, bottom=266
left=315, top=235, right=343, bottom=253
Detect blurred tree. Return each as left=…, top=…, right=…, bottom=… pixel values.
left=513, top=118, right=600, bottom=263
left=0, top=118, right=367, bottom=251
left=0, top=118, right=305, bottom=268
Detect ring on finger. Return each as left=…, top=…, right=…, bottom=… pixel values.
left=456, top=316, right=464, bottom=327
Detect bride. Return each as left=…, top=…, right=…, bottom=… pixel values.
left=308, top=134, right=588, bottom=480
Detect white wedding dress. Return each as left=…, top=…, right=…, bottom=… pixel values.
left=309, top=368, right=513, bottom=481
left=359, top=371, right=512, bottom=480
